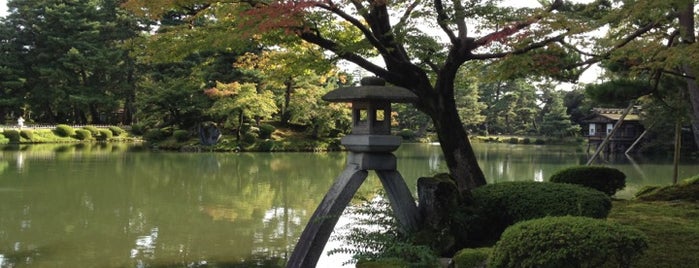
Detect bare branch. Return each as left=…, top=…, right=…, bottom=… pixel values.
left=434, top=0, right=457, bottom=44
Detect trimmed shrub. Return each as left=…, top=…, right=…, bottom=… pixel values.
left=453, top=247, right=491, bottom=268
left=507, top=137, right=519, bottom=144
left=97, top=129, right=113, bottom=141
left=259, top=124, right=275, bottom=139
left=173, top=129, right=190, bottom=142
left=256, top=140, right=277, bottom=152
left=55, top=124, right=76, bottom=137
left=83, top=126, right=99, bottom=136
left=131, top=123, right=146, bottom=135
left=534, top=138, right=546, bottom=145
left=3, top=130, right=20, bottom=143
left=108, top=126, right=126, bottom=136
left=242, top=132, right=257, bottom=145
left=635, top=175, right=699, bottom=201
left=0, top=133, right=8, bottom=144
left=550, top=166, right=626, bottom=196
left=74, top=129, right=92, bottom=140
left=20, top=129, right=34, bottom=140
left=398, top=129, right=416, bottom=140
left=521, top=138, right=531, bottom=144
left=143, top=129, right=168, bottom=142
left=489, top=216, right=648, bottom=268
left=468, top=181, right=612, bottom=245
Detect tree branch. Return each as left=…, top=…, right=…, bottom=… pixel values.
left=434, top=0, right=457, bottom=44
left=471, top=0, right=562, bottom=49
left=313, top=3, right=393, bottom=57
left=564, top=21, right=657, bottom=69
left=470, top=34, right=565, bottom=60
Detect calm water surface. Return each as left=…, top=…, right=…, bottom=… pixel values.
left=0, top=142, right=697, bottom=267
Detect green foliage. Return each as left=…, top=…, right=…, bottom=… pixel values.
left=329, top=191, right=439, bottom=266
left=585, top=79, right=652, bottom=106
left=635, top=175, right=699, bottom=201
left=540, top=92, right=582, bottom=138
left=241, top=132, right=258, bottom=145
left=108, top=126, right=126, bottom=136
left=507, top=137, right=519, bottom=144
left=452, top=247, right=491, bottom=268
left=467, top=181, right=612, bottom=245
left=74, top=129, right=92, bottom=140
left=3, top=130, right=20, bottom=143
left=131, top=123, right=147, bottom=135
left=55, top=124, right=76, bottom=137
left=256, top=140, right=277, bottom=152
left=258, top=124, right=275, bottom=139
left=0, top=133, right=8, bottom=144
left=83, top=126, right=100, bottom=136
left=550, top=166, right=627, bottom=196
left=97, top=129, right=113, bottom=141
left=489, top=216, right=648, bottom=268
left=19, top=130, right=34, bottom=140
left=143, top=129, right=168, bottom=142
left=173, top=129, right=190, bottom=142
left=397, top=129, right=416, bottom=140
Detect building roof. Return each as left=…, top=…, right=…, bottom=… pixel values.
left=589, top=107, right=641, bottom=122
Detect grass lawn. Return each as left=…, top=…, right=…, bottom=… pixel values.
left=608, top=200, right=699, bottom=267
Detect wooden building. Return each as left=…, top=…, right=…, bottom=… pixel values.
left=584, top=107, right=644, bottom=153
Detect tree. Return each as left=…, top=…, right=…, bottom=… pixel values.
left=123, top=0, right=655, bottom=193
left=540, top=91, right=581, bottom=138
left=3, top=0, right=142, bottom=124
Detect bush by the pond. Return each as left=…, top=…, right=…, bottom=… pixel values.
left=635, top=175, right=699, bottom=201
left=0, top=133, right=8, bottom=144
left=452, top=247, right=491, bottom=268
left=55, top=124, right=75, bottom=137
left=259, top=124, right=275, bottom=139
left=489, top=216, right=648, bottom=268
left=108, top=126, right=126, bottom=136
left=97, top=129, right=113, bottom=141
left=398, top=129, right=416, bottom=140
left=3, top=130, right=20, bottom=143
left=534, top=138, right=546, bottom=145
left=83, top=126, right=100, bottom=136
left=74, top=129, right=92, bottom=140
left=131, top=123, right=146, bottom=135
left=550, top=166, right=626, bottom=196
left=143, top=128, right=168, bottom=142
left=467, top=181, right=612, bottom=245
left=256, top=140, right=277, bottom=152
left=242, top=132, right=258, bottom=145
left=173, top=129, right=190, bottom=142
left=20, top=129, right=34, bottom=140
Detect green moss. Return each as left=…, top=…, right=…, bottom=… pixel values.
left=635, top=175, right=699, bottom=201
left=356, top=258, right=409, bottom=268
left=55, top=124, right=75, bottom=137
left=609, top=200, right=699, bottom=268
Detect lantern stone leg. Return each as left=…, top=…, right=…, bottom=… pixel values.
left=376, top=169, right=420, bottom=231
left=286, top=162, right=368, bottom=268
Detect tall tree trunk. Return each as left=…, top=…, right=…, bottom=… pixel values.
left=431, top=93, right=487, bottom=194
left=678, top=1, right=699, bottom=149
left=281, top=79, right=292, bottom=125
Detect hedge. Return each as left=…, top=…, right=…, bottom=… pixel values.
left=55, top=124, right=75, bottom=137
left=3, top=130, right=20, bottom=143
left=20, top=129, right=34, bottom=140
left=74, top=129, right=92, bottom=140
left=549, top=166, right=626, bottom=196
left=83, top=126, right=100, bottom=136
left=97, top=129, right=113, bottom=141
left=258, top=124, right=275, bottom=139
left=452, top=247, right=491, bottom=268
left=173, top=129, right=190, bottom=142
left=108, top=126, right=125, bottom=136
left=489, top=216, right=648, bottom=268
left=467, top=181, right=612, bottom=245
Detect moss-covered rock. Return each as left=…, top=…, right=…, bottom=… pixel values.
left=635, top=175, right=699, bottom=201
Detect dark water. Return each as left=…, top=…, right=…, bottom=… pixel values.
left=0, top=142, right=696, bottom=267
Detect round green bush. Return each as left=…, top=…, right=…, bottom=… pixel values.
left=143, top=129, right=167, bottom=142
left=489, top=216, right=648, bottom=268
left=398, top=129, right=416, bottom=140
left=173, top=129, right=190, bottom=142
left=20, top=129, right=34, bottom=140
left=108, top=126, right=125, bottom=136
left=74, top=129, right=92, bottom=140
left=453, top=247, right=491, bottom=268
left=468, top=181, right=612, bottom=244
left=242, top=132, right=257, bottom=144
left=97, top=129, right=113, bottom=141
left=258, top=124, right=275, bottom=139
left=256, top=140, right=277, bottom=152
left=549, top=166, right=626, bottom=196
left=3, top=130, right=20, bottom=143
left=83, top=126, right=99, bottom=136
left=55, top=124, right=76, bottom=137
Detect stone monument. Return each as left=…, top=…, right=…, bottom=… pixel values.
left=286, top=77, right=421, bottom=268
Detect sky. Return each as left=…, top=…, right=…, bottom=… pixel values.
left=0, top=0, right=6, bottom=18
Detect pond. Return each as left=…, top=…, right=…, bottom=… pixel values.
left=0, top=142, right=697, bottom=267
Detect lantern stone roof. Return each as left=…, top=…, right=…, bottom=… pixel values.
left=322, top=77, right=418, bottom=103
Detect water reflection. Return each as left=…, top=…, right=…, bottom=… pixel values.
left=0, top=143, right=696, bottom=267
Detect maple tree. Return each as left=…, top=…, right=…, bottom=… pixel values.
left=122, top=0, right=659, bottom=193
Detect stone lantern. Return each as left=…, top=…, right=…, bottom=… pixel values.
left=287, top=77, right=421, bottom=268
